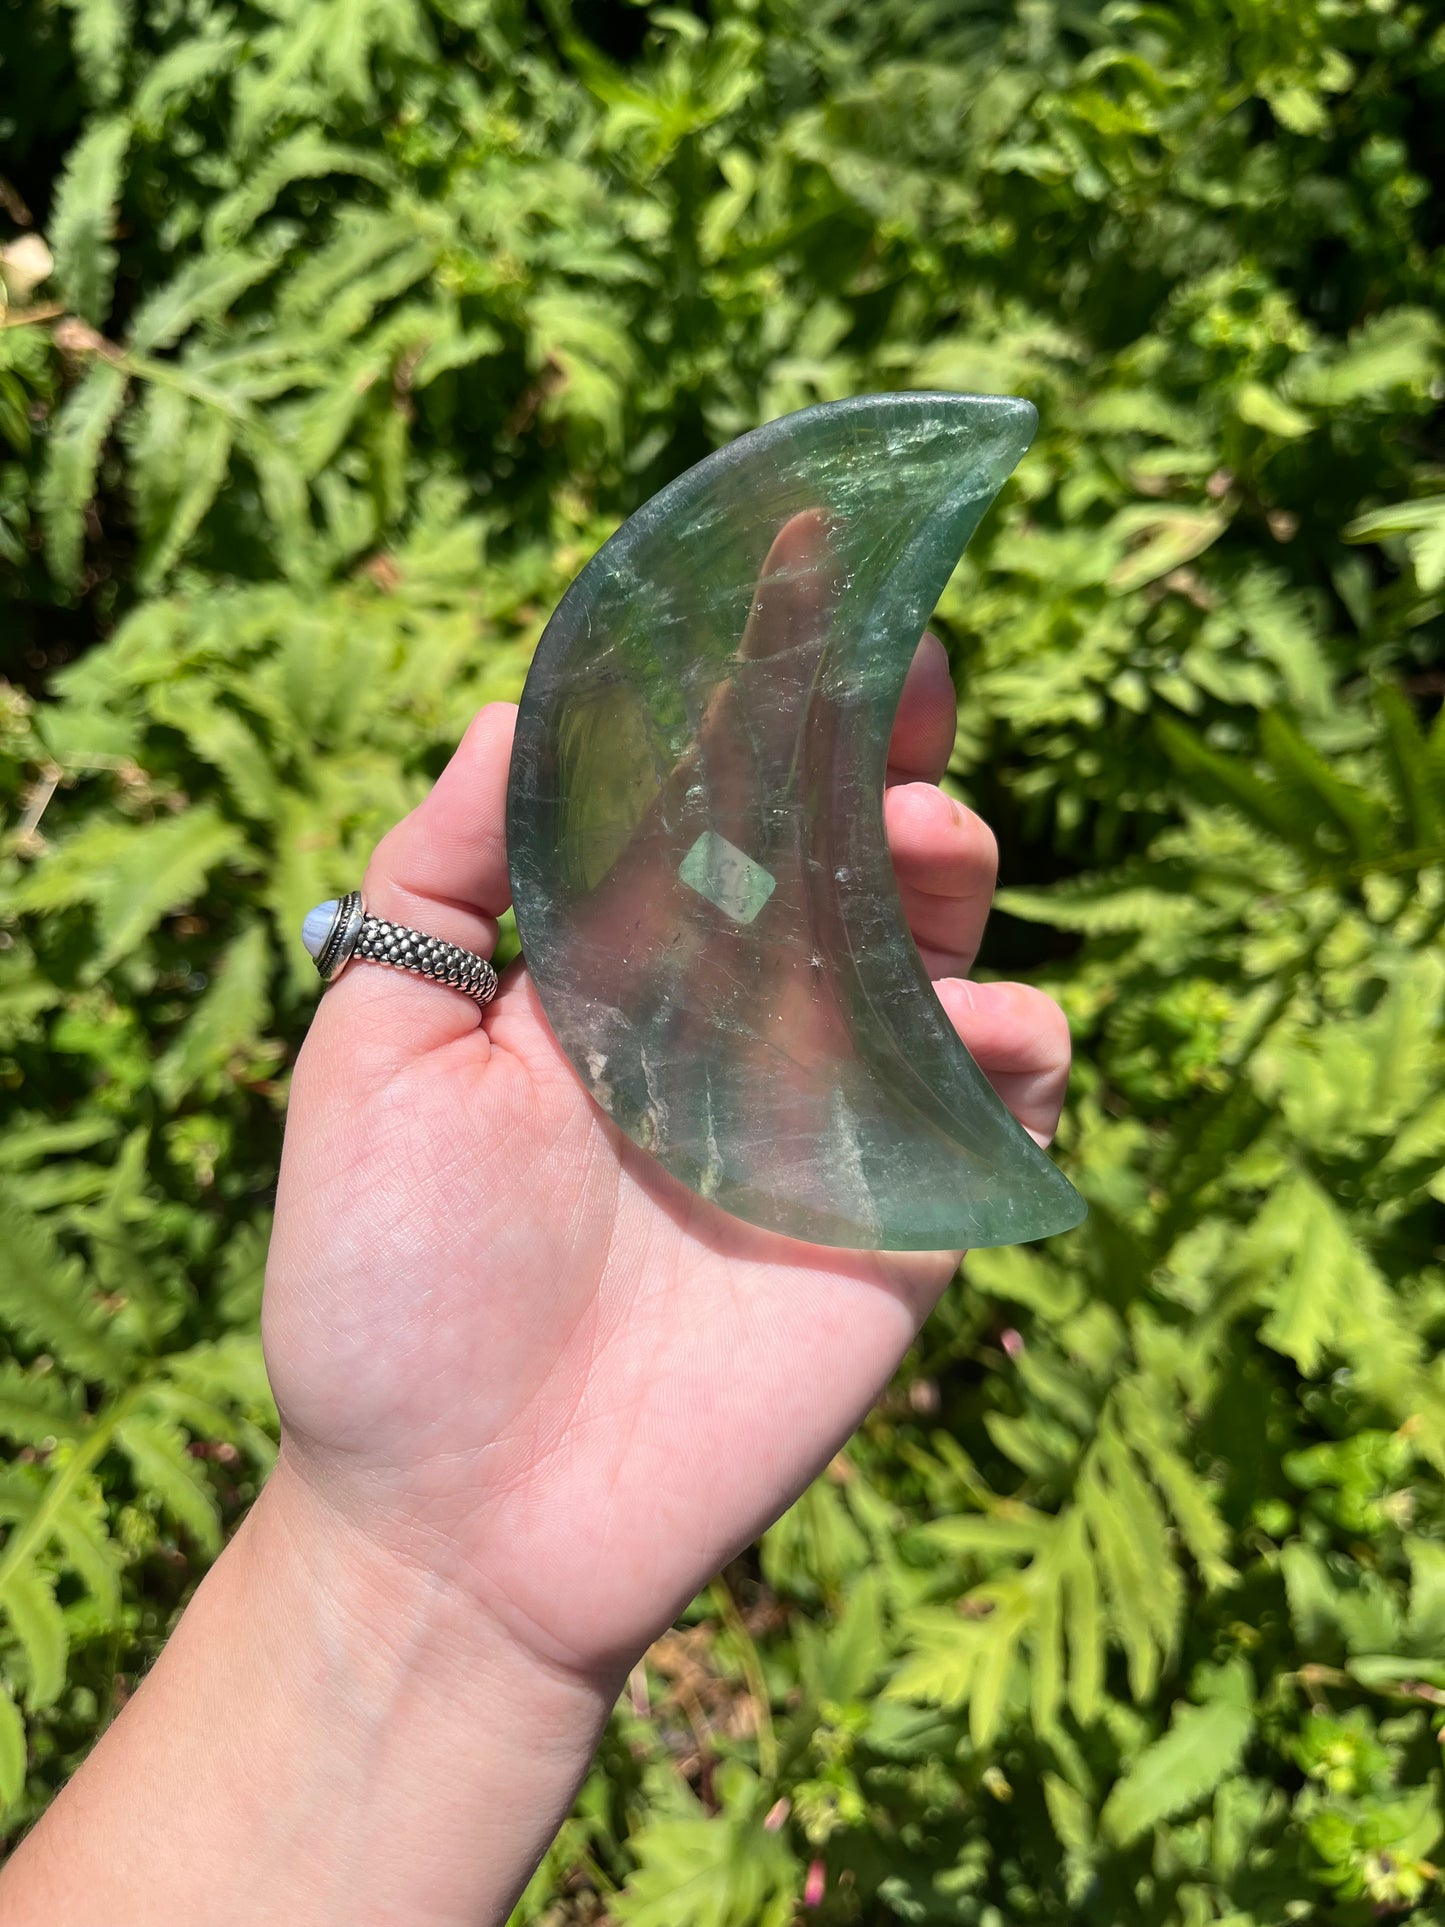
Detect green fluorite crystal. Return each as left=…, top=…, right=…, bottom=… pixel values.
left=507, top=393, right=1086, bottom=1250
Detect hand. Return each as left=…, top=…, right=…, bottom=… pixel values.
left=263, top=630, right=1071, bottom=1686
left=4, top=631, right=1071, bottom=1927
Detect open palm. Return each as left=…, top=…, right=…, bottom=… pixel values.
left=263, top=637, right=1070, bottom=1685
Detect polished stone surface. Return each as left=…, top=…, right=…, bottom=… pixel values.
left=302, top=900, right=340, bottom=959
left=507, top=393, right=1086, bottom=1249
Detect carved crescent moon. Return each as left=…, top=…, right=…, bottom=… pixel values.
left=506, top=394, right=1086, bottom=1250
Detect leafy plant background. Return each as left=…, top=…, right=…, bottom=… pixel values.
left=2, top=0, right=1444, bottom=1918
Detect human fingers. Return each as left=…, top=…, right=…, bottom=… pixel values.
left=884, top=781, right=999, bottom=978
left=887, top=632, right=956, bottom=785
left=310, top=702, right=518, bottom=1059
left=738, top=509, right=837, bottom=662
left=933, top=978, right=1072, bottom=1145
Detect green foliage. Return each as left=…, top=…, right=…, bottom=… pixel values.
left=1098, top=1661, right=1255, bottom=1847
left=612, top=1766, right=801, bottom=1927
left=3, top=0, right=1444, bottom=1917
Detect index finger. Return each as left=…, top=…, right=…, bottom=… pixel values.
left=887, top=632, right=957, bottom=786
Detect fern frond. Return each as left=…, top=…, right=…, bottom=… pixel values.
left=1248, top=1173, right=1372, bottom=1377
left=1088, top=1427, right=1182, bottom=1686
left=155, top=919, right=272, bottom=1103
left=214, top=1221, right=272, bottom=1330
left=1346, top=492, right=1445, bottom=594
left=1114, top=1379, right=1236, bottom=1590
left=40, top=359, right=129, bottom=591
left=58, top=0, right=133, bottom=107
left=1280, top=1540, right=1340, bottom=1650
left=968, top=1584, right=1030, bottom=1746
left=1107, top=503, right=1230, bottom=593
left=0, top=1558, right=67, bottom=1710
left=235, top=424, right=317, bottom=583
left=0, top=1192, right=131, bottom=1384
left=0, top=1407, right=131, bottom=1735
left=128, top=229, right=295, bottom=356
left=0, top=1688, right=25, bottom=1812
left=131, top=25, right=244, bottom=135
left=48, top=1480, right=122, bottom=1620
left=276, top=204, right=434, bottom=323
left=887, top=1607, right=993, bottom=1711
left=1099, top=1661, right=1254, bottom=1845
left=1405, top=1539, right=1445, bottom=1651
left=146, top=1336, right=277, bottom=1470
left=1028, top=1551, right=1064, bottom=1735
left=131, top=395, right=234, bottom=588
left=1259, top=711, right=1391, bottom=859
left=1243, top=1171, right=1445, bottom=1463
left=922, top=1506, right=1056, bottom=1560
left=995, top=875, right=1205, bottom=936
left=3, top=819, right=132, bottom=919
left=898, top=1390, right=1210, bottom=1742
left=49, top=114, right=130, bottom=327
left=114, top=1410, right=222, bottom=1555
left=1232, top=567, right=1333, bottom=716
left=1156, top=714, right=1309, bottom=851
left=149, top=686, right=277, bottom=820
left=0, top=1116, right=119, bottom=1169
left=1061, top=1509, right=1104, bottom=1725
left=1374, top=681, right=1445, bottom=848
left=86, top=805, right=244, bottom=977
left=0, top=1363, right=83, bottom=1450
left=204, top=136, right=395, bottom=250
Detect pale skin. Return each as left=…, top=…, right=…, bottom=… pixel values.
left=2, top=635, right=1069, bottom=1925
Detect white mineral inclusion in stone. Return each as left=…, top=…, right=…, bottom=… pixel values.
left=301, top=900, right=340, bottom=959
left=678, top=831, right=777, bottom=925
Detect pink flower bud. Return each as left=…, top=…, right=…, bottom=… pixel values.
left=1000, top=1327, right=1024, bottom=1359
left=804, top=1859, right=827, bottom=1907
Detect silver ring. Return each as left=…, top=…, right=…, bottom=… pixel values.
left=301, top=891, right=499, bottom=1008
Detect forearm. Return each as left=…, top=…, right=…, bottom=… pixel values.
left=1, top=1457, right=616, bottom=1927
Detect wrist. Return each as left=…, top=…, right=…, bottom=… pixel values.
left=253, top=1449, right=621, bottom=1713
left=231, top=1452, right=618, bottom=1922
left=5, top=1451, right=618, bottom=1927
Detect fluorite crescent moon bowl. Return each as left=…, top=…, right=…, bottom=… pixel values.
left=505, top=392, right=1086, bottom=1251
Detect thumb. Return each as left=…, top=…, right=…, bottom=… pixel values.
left=301, top=703, right=518, bottom=1076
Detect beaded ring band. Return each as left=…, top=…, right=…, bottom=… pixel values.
left=300, top=891, right=498, bottom=1009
